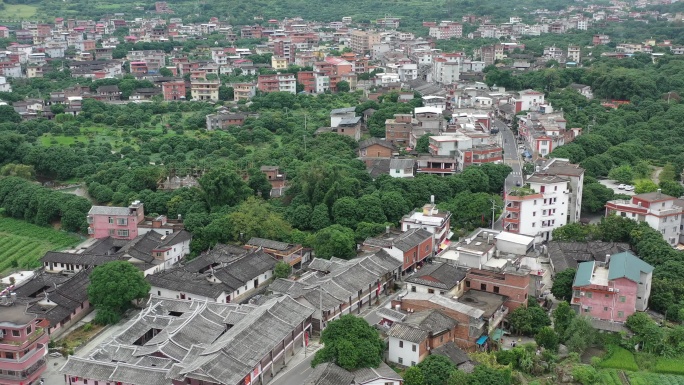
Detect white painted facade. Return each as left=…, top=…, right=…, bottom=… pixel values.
left=388, top=336, right=420, bottom=367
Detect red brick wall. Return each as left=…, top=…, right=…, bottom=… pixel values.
left=466, top=269, right=530, bottom=310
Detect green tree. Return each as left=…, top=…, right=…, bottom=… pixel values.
left=468, top=366, right=511, bottom=385
left=87, top=261, right=150, bottom=324
left=416, top=133, right=431, bottom=153
left=564, top=317, right=596, bottom=354
left=381, top=191, right=410, bottom=223
left=332, top=197, right=362, bottom=228
left=508, top=300, right=551, bottom=336
left=159, top=67, right=173, bottom=77
left=310, top=203, right=332, bottom=231
left=227, top=197, right=292, bottom=241
left=0, top=105, right=21, bottom=123
left=417, top=355, right=456, bottom=385
left=274, top=261, right=292, bottom=279
left=552, top=223, right=594, bottom=241
left=447, top=370, right=469, bottom=385
left=199, top=167, right=253, bottom=208
left=582, top=182, right=615, bottom=213
left=403, top=366, right=426, bottom=385
left=550, top=268, right=576, bottom=302
left=313, top=225, right=356, bottom=259
left=552, top=301, right=575, bottom=339
left=535, top=326, right=559, bottom=351
left=312, top=314, right=384, bottom=370
left=608, top=164, right=634, bottom=184
left=597, top=215, right=637, bottom=242
left=660, top=163, right=677, bottom=182
left=247, top=168, right=272, bottom=199
left=336, top=80, right=350, bottom=92
left=219, top=85, right=234, bottom=101
left=659, top=180, right=684, bottom=198
left=634, top=179, right=658, bottom=194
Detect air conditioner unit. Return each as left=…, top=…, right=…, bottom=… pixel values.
left=580, top=292, right=585, bottom=296
left=608, top=288, right=614, bottom=292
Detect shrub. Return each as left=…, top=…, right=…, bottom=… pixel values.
left=599, top=346, right=639, bottom=371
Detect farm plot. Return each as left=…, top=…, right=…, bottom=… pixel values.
left=0, top=217, right=80, bottom=273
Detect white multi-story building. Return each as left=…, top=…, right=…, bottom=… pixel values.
left=429, top=21, right=463, bottom=40
left=398, top=63, right=418, bottom=81
left=513, top=89, right=545, bottom=113
left=401, top=201, right=453, bottom=247
left=432, top=56, right=460, bottom=84
left=605, top=191, right=684, bottom=246
left=503, top=175, right=570, bottom=241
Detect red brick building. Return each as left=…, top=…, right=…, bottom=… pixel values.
left=162, top=80, right=186, bottom=101
left=465, top=269, right=530, bottom=310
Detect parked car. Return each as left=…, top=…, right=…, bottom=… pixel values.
left=617, top=184, right=626, bottom=190
left=624, top=185, right=635, bottom=191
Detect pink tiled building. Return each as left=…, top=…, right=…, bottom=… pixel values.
left=571, top=251, right=654, bottom=323
left=87, top=201, right=144, bottom=240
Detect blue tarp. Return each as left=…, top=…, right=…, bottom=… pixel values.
left=523, top=151, right=531, bottom=158
left=476, top=335, right=488, bottom=345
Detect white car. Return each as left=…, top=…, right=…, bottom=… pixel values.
left=617, top=184, right=626, bottom=190
left=624, top=185, right=635, bottom=191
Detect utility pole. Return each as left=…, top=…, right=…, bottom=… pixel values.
left=491, top=199, right=498, bottom=230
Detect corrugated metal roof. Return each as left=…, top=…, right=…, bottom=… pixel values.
left=607, top=251, right=653, bottom=283
left=573, top=260, right=595, bottom=287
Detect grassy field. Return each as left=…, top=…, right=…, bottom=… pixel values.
left=628, top=372, right=684, bottom=385
left=0, top=217, right=81, bottom=273
left=654, top=358, right=684, bottom=375
left=1, top=1, right=37, bottom=18
left=599, top=346, right=639, bottom=371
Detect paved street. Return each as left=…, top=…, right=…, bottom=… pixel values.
left=494, top=119, right=524, bottom=194
left=493, top=119, right=524, bottom=230
left=271, top=350, right=316, bottom=385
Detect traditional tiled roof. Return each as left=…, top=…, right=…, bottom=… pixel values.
left=147, top=269, right=226, bottom=299
left=547, top=241, right=630, bottom=272
left=271, top=250, right=400, bottom=313
left=246, top=237, right=292, bottom=251
left=183, top=244, right=247, bottom=273
left=304, top=362, right=355, bottom=385
left=432, top=341, right=471, bottom=365
left=20, top=268, right=91, bottom=327
left=358, top=137, right=394, bottom=150
left=388, top=309, right=458, bottom=343
left=405, top=262, right=466, bottom=290
left=353, top=361, right=403, bottom=384
left=387, top=323, right=428, bottom=343
left=61, top=296, right=308, bottom=385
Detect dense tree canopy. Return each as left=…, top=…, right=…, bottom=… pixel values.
left=312, top=315, right=384, bottom=370
left=87, top=261, right=150, bottom=324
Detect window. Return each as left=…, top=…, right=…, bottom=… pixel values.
left=480, top=283, right=487, bottom=291
left=12, top=330, right=19, bottom=337
left=399, top=341, right=403, bottom=348
left=465, top=281, right=470, bottom=288
left=428, top=289, right=435, bottom=294
left=604, top=307, right=608, bottom=311
left=157, top=291, right=161, bottom=296
left=84, top=380, right=88, bottom=384
left=26, top=326, right=31, bottom=334
left=411, top=286, right=416, bottom=292
left=5, top=352, right=13, bottom=359
left=116, top=218, right=128, bottom=225
left=108, top=229, right=115, bottom=236
left=108, top=217, right=113, bottom=224
left=398, top=357, right=403, bottom=364
left=493, top=286, right=500, bottom=294
left=586, top=292, right=592, bottom=298
left=412, top=344, right=417, bottom=352
left=584, top=308, right=590, bottom=313
left=618, top=311, right=624, bottom=318
left=619, top=296, right=626, bottom=303
left=411, top=361, right=416, bottom=366
left=440, top=336, right=444, bottom=342
left=532, top=223, right=535, bottom=227
left=533, top=212, right=536, bottom=216
left=117, top=230, right=129, bottom=237
left=605, top=294, right=609, bottom=298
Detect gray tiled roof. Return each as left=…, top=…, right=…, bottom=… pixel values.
left=147, top=269, right=226, bottom=299
left=547, top=241, right=630, bottom=273
left=432, top=341, right=471, bottom=365
left=353, top=361, right=403, bottom=384
left=330, top=107, right=356, bottom=115
left=183, top=244, right=248, bottom=273
left=246, top=237, right=292, bottom=251
left=62, top=296, right=312, bottom=385
left=358, top=137, right=394, bottom=150
left=387, top=323, right=429, bottom=343
left=405, top=263, right=466, bottom=290
left=212, top=249, right=277, bottom=291
left=305, top=363, right=355, bottom=385
left=272, top=250, right=400, bottom=313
